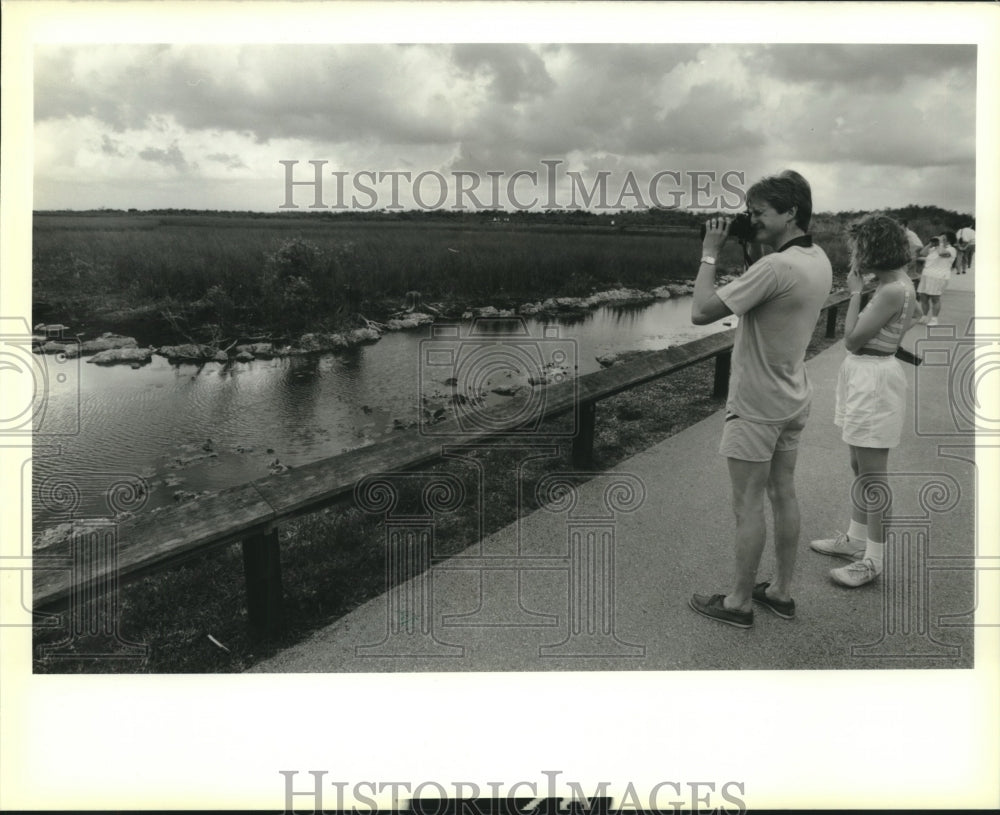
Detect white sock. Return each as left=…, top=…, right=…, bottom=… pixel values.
left=865, top=539, right=885, bottom=572
left=848, top=520, right=868, bottom=543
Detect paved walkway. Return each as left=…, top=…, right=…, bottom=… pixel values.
left=252, top=269, right=983, bottom=672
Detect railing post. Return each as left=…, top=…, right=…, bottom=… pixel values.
left=241, top=527, right=283, bottom=636
left=572, top=398, right=597, bottom=468
left=825, top=304, right=838, bottom=338
left=712, top=351, right=731, bottom=399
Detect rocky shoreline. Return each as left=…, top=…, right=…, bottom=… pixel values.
left=32, top=326, right=389, bottom=365
left=32, top=279, right=737, bottom=366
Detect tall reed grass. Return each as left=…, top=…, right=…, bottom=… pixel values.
left=33, top=213, right=854, bottom=335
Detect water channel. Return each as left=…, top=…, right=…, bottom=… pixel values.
left=32, top=296, right=731, bottom=526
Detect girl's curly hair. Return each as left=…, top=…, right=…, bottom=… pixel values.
left=847, top=212, right=912, bottom=271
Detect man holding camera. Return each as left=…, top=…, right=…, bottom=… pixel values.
left=688, top=170, right=832, bottom=628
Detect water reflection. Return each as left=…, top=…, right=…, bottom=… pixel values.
left=33, top=296, right=727, bottom=525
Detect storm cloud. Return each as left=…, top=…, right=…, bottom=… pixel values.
left=33, top=43, right=977, bottom=212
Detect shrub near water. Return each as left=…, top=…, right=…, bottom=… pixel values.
left=256, top=237, right=361, bottom=331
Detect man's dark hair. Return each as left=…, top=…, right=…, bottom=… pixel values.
left=746, top=169, right=812, bottom=231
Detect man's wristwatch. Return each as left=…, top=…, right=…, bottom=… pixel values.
left=700, top=255, right=716, bottom=265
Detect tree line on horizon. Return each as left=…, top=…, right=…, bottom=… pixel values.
left=32, top=203, right=975, bottom=230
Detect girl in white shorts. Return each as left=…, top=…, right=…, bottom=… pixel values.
left=811, top=214, right=921, bottom=588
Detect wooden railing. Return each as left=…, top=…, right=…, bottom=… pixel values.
left=32, top=286, right=863, bottom=635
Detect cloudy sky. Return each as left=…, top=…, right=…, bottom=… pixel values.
left=33, top=42, right=977, bottom=214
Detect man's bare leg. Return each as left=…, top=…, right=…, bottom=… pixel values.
left=765, top=448, right=800, bottom=602
left=725, top=458, right=772, bottom=612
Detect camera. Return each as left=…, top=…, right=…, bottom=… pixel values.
left=700, top=212, right=757, bottom=244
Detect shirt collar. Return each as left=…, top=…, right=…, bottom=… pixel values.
left=777, top=234, right=813, bottom=252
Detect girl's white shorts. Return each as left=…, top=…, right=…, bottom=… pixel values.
left=834, top=353, right=908, bottom=449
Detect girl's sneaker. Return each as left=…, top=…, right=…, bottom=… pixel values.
left=830, top=558, right=881, bottom=588
left=810, top=532, right=865, bottom=561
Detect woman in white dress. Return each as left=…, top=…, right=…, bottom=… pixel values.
left=916, top=230, right=956, bottom=326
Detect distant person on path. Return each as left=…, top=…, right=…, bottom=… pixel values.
left=955, top=225, right=975, bottom=274
left=916, top=231, right=956, bottom=326
left=810, top=214, right=920, bottom=587
left=901, top=220, right=924, bottom=275
left=687, top=170, right=833, bottom=628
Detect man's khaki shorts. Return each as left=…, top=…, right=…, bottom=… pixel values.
left=719, top=404, right=811, bottom=462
